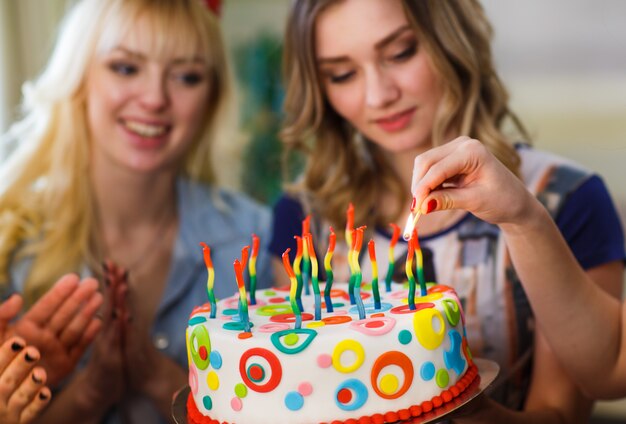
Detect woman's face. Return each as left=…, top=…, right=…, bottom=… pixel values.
left=85, top=20, right=212, bottom=174
left=315, top=0, right=444, bottom=156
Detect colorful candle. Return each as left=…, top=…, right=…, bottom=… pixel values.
left=347, top=228, right=357, bottom=305
left=368, top=239, right=381, bottom=310
left=302, top=216, right=312, bottom=296
left=240, top=245, right=250, bottom=269
left=233, top=259, right=251, bottom=332
left=345, top=203, right=354, bottom=248
left=405, top=236, right=417, bottom=311
left=385, top=223, right=401, bottom=292
left=351, top=227, right=366, bottom=320
left=305, top=234, right=321, bottom=321
left=293, top=235, right=304, bottom=312
left=282, top=249, right=302, bottom=329
left=323, top=227, right=336, bottom=313
left=199, top=242, right=216, bottom=318
left=412, top=228, right=427, bottom=296
left=249, top=234, right=259, bottom=305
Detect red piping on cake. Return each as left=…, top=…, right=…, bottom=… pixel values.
left=187, top=365, right=479, bottom=424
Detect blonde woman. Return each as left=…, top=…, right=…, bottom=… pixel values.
left=0, top=0, right=272, bottom=422
left=269, top=0, right=624, bottom=422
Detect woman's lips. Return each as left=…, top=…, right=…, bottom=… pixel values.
left=375, top=107, right=416, bottom=132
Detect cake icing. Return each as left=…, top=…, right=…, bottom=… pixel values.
left=186, top=282, right=477, bottom=424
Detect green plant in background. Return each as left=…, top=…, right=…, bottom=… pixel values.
left=233, top=32, right=286, bottom=206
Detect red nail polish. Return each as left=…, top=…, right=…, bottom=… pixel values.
left=410, top=197, right=416, bottom=211
left=426, top=199, right=437, bottom=214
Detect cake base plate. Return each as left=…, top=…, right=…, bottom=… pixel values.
left=172, top=358, right=499, bottom=424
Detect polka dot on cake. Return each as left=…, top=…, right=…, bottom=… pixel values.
left=398, top=329, right=412, bottom=345
left=317, top=353, right=332, bottom=368
left=298, top=382, right=313, bottom=396
left=234, top=383, right=248, bottom=398
left=202, top=395, right=212, bottom=410
left=285, top=391, right=304, bottom=411
left=231, top=397, right=243, bottom=411
left=209, top=351, right=222, bottom=369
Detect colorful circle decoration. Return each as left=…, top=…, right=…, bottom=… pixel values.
left=209, top=351, right=222, bottom=369
left=256, top=304, right=293, bottom=316
left=270, top=328, right=318, bottom=354
left=420, top=362, right=435, bottom=381
left=270, top=312, right=314, bottom=323
left=349, top=302, right=393, bottom=315
left=188, top=316, right=207, bottom=326
left=235, top=383, right=248, bottom=398
left=189, top=326, right=211, bottom=370
left=413, top=308, right=445, bottom=350
left=189, top=365, right=199, bottom=394
left=223, top=321, right=255, bottom=331
left=436, top=369, right=449, bottom=388
left=202, top=395, right=213, bottom=410
left=350, top=317, right=396, bottom=336
left=258, top=323, right=291, bottom=333
left=415, top=292, right=443, bottom=303
left=398, top=330, right=412, bottom=345
left=390, top=303, right=434, bottom=315
left=231, top=397, right=243, bottom=411
left=334, top=379, right=369, bottom=411
left=443, top=299, right=461, bottom=326
left=317, top=354, right=332, bottom=368
left=332, top=340, right=365, bottom=373
left=371, top=351, right=414, bottom=399
left=285, top=391, right=304, bottom=411
left=298, top=382, right=313, bottom=396
left=239, top=348, right=282, bottom=393
left=207, top=371, right=219, bottom=390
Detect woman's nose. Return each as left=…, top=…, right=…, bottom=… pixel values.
left=138, top=74, right=169, bottom=111
left=364, top=67, right=399, bottom=108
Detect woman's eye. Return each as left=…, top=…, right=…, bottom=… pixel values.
left=174, top=72, right=205, bottom=86
left=390, top=42, right=417, bottom=62
left=327, top=70, right=355, bottom=84
left=109, top=62, right=138, bottom=76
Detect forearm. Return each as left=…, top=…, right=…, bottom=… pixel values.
left=33, top=369, right=114, bottom=424
left=500, top=201, right=624, bottom=396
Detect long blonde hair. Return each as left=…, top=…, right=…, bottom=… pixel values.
left=281, top=0, right=529, bottom=234
left=0, top=0, right=236, bottom=304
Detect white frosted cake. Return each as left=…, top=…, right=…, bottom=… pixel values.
left=185, top=282, right=477, bottom=424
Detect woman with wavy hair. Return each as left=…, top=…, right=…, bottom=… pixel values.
left=269, top=0, right=624, bottom=422
left=0, top=0, right=272, bottom=422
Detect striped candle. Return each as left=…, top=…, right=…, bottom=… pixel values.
left=249, top=234, right=259, bottom=305
left=351, top=227, right=366, bottom=320
left=323, top=227, right=336, bottom=313
left=199, top=242, right=216, bottom=318
left=405, top=236, right=417, bottom=311
left=233, top=259, right=251, bottom=332
left=412, top=228, right=427, bottom=296
left=305, top=234, right=321, bottom=321
left=302, top=216, right=311, bottom=296
left=282, top=248, right=302, bottom=329
left=368, top=239, right=381, bottom=310
left=293, top=235, right=304, bottom=312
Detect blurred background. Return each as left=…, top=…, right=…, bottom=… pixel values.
left=1, top=0, right=625, bottom=420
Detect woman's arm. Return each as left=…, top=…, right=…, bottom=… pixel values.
left=412, top=136, right=626, bottom=398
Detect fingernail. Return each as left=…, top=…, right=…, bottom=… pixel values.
left=426, top=199, right=437, bottom=214
left=25, top=352, right=37, bottom=363
left=410, top=197, right=416, bottom=211
left=32, top=372, right=43, bottom=384
left=39, top=392, right=49, bottom=400
left=11, top=341, right=24, bottom=352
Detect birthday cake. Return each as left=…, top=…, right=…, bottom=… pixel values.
left=185, top=226, right=477, bottom=424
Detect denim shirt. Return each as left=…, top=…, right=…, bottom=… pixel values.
left=9, top=178, right=274, bottom=423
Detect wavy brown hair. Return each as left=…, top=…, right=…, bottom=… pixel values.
left=281, top=0, right=529, bottom=235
